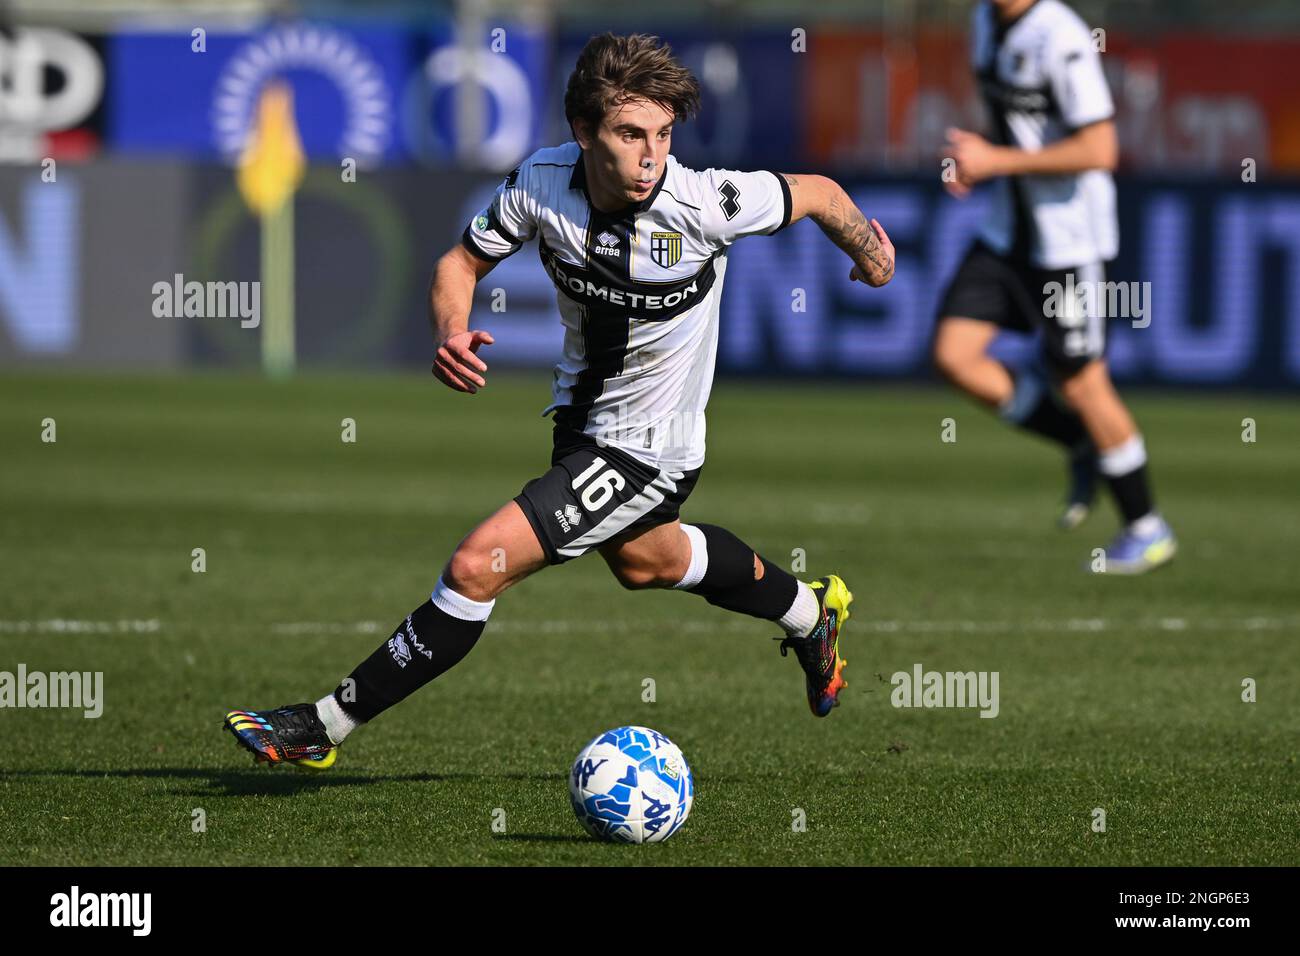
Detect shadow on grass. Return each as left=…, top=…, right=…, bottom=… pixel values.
left=491, top=833, right=592, bottom=844
left=4, top=767, right=565, bottom=798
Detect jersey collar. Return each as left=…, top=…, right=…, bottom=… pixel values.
left=570, top=150, right=668, bottom=216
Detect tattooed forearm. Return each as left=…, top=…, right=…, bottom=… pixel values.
left=818, top=191, right=894, bottom=286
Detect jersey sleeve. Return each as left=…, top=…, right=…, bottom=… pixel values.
left=462, top=162, right=539, bottom=262
left=699, top=168, right=792, bottom=248
left=1047, top=16, right=1114, bottom=130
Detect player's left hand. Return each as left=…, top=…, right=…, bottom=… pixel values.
left=848, top=218, right=895, bottom=286
left=944, top=127, right=1003, bottom=191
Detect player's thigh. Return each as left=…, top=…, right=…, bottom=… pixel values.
left=444, top=500, right=548, bottom=600
left=933, top=243, right=1021, bottom=368
left=597, top=519, right=691, bottom=589
left=933, top=316, right=1001, bottom=371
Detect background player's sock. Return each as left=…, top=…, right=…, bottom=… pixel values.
left=674, top=523, right=800, bottom=625
left=999, top=363, right=1091, bottom=452
left=1098, top=434, right=1156, bottom=526
left=331, top=577, right=493, bottom=725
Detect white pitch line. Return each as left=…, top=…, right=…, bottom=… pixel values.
left=0, top=619, right=161, bottom=634
left=2, top=615, right=1293, bottom=638
left=269, top=615, right=1300, bottom=636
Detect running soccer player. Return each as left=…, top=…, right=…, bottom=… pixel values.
left=225, top=33, right=896, bottom=767
left=933, top=0, right=1176, bottom=573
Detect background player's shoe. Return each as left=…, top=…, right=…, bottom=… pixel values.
left=779, top=575, right=853, bottom=717
left=1095, top=516, right=1177, bottom=575
left=1059, top=448, right=1098, bottom=531
left=224, top=703, right=338, bottom=770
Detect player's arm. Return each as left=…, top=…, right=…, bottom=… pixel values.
left=433, top=160, right=538, bottom=393
left=781, top=173, right=895, bottom=287
left=429, top=244, right=496, bottom=394
left=943, top=119, right=1117, bottom=194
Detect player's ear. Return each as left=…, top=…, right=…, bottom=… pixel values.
left=572, top=117, right=594, bottom=150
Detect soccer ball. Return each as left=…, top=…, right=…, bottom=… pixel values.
left=568, top=725, right=694, bottom=844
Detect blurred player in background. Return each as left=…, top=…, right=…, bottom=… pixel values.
left=224, top=33, right=896, bottom=768
left=933, top=0, right=1176, bottom=574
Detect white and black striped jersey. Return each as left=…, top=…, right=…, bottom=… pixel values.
left=972, top=0, right=1118, bottom=269
left=462, top=141, right=792, bottom=471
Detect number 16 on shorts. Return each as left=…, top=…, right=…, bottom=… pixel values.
left=571, top=456, right=626, bottom=511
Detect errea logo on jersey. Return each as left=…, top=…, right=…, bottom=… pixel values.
left=594, top=230, right=621, bottom=257
left=554, top=503, right=582, bottom=533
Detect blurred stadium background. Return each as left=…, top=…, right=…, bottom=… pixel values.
left=2, top=0, right=1298, bottom=386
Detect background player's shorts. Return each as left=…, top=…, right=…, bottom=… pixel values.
left=937, top=240, right=1108, bottom=374
left=514, top=429, right=702, bottom=565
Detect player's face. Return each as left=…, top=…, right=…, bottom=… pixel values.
left=577, top=97, right=674, bottom=208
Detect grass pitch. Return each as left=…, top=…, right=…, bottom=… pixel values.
left=0, top=371, right=1296, bottom=865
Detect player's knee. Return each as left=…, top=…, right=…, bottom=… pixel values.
left=443, top=546, right=497, bottom=602
left=608, top=561, right=662, bottom=590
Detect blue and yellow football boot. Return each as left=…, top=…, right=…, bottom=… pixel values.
left=1094, top=515, right=1178, bottom=575
left=779, top=575, right=853, bottom=717
left=224, top=703, right=338, bottom=770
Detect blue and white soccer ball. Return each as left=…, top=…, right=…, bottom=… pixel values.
left=568, top=726, right=694, bottom=844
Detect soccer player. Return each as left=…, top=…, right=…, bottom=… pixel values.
left=225, top=33, right=896, bottom=767
left=933, top=0, right=1176, bottom=573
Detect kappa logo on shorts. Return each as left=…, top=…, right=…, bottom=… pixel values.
left=554, top=503, right=583, bottom=534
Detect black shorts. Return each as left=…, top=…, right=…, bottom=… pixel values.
left=514, top=428, right=702, bottom=565
left=937, top=240, right=1108, bottom=373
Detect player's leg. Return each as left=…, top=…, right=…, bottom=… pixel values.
left=598, top=520, right=852, bottom=717
left=934, top=244, right=1098, bottom=527
left=1056, top=358, right=1176, bottom=573
left=225, top=500, right=547, bottom=767
left=932, top=316, right=1012, bottom=407
left=599, top=520, right=812, bottom=629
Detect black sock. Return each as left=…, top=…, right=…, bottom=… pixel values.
left=334, top=599, right=485, bottom=724
left=1106, top=464, right=1155, bottom=526
left=1002, top=365, right=1090, bottom=452
left=686, top=524, right=798, bottom=620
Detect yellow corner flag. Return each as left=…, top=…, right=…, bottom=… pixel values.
left=237, top=81, right=306, bottom=216
left=237, top=81, right=305, bottom=378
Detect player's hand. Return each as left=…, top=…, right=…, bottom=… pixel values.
left=849, top=218, right=895, bottom=286
left=433, top=329, right=494, bottom=393
left=943, top=127, right=1002, bottom=193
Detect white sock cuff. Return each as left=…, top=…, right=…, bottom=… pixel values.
left=431, top=576, right=495, bottom=621
left=672, top=523, right=709, bottom=590
left=1098, top=434, right=1147, bottom=477
left=779, top=580, right=821, bottom=638
left=316, top=693, right=359, bottom=745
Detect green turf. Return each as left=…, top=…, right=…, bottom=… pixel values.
left=0, top=371, right=1296, bottom=865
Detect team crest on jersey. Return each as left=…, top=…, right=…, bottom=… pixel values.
left=651, top=231, right=683, bottom=268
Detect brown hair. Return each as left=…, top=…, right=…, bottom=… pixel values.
left=564, top=33, right=701, bottom=136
